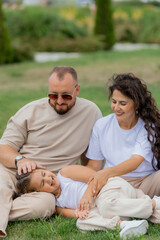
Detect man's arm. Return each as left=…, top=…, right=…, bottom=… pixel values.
left=0, top=144, right=45, bottom=175
left=80, top=151, right=89, bottom=166
left=0, top=145, right=21, bottom=168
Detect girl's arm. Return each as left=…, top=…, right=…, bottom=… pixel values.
left=60, top=165, right=97, bottom=183
left=78, top=179, right=94, bottom=210
left=56, top=206, right=89, bottom=219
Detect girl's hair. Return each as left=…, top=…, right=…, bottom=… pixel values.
left=108, top=73, right=160, bottom=169
left=13, top=172, right=36, bottom=199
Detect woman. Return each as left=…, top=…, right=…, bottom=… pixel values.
left=86, top=73, right=160, bottom=198
left=15, top=165, right=160, bottom=239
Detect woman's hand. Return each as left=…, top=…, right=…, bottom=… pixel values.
left=89, top=168, right=110, bottom=197
left=75, top=209, right=89, bottom=219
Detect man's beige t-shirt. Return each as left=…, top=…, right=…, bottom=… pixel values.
left=0, top=97, right=102, bottom=173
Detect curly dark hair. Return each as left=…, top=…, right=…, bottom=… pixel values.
left=108, top=73, right=160, bottom=169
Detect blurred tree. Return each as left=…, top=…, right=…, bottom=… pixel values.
left=94, top=0, right=115, bottom=49
left=0, top=0, right=13, bottom=64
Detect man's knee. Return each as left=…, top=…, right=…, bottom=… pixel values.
left=28, top=192, right=56, bottom=218
left=9, top=192, right=56, bottom=221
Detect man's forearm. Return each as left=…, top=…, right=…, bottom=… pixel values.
left=0, top=145, right=19, bottom=168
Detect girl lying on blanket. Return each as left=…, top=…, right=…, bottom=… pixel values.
left=15, top=165, right=160, bottom=240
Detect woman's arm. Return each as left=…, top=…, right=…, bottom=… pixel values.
left=92, top=154, right=144, bottom=196
left=86, top=159, right=103, bottom=171
left=56, top=207, right=89, bottom=219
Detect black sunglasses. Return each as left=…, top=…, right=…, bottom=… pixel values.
left=48, top=85, right=77, bottom=101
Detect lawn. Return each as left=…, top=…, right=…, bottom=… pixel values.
left=0, top=48, right=160, bottom=239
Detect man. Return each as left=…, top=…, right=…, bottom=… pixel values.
left=0, top=66, right=102, bottom=237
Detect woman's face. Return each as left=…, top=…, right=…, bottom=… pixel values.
left=111, top=89, right=137, bottom=129
left=30, top=169, right=60, bottom=194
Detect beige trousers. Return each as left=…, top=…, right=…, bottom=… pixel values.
left=122, top=170, right=160, bottom=198
left=77, top=177, right=160, bottom=231
left=0, top=163, right=55, bottom=238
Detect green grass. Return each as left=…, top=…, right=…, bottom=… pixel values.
left=1, top=49, right=160, bottom=239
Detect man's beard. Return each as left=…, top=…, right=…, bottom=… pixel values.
left=49, top=100, right=75, bottom=115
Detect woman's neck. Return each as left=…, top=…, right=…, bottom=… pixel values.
left=119, top=116, right=139, bottom=130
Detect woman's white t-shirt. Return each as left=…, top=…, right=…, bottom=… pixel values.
left=86, top=113, right=156, bottom=177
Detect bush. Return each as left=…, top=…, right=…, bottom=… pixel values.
left=113, top=3, right=160, bottom=43
left=114, top=19, right=139, bottom=43
left=33, top=36, right=104, bottom=52
left=4, top=6, right=103, bottom=53
left=11, top=39, right=34, bottom=63
left=5, top=7, right=87, bottom=40
left=138, top=10, right=160, bottom=43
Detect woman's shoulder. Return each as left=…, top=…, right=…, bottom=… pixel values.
left=95, top=113, right=115, bottom=126
left=92, top=114, right=115, bottom=134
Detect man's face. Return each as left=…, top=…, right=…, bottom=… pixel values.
left=48, top=73, right=80, bottom=115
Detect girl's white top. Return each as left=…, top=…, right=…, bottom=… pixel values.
left=56, top=172, right=88, bottom=209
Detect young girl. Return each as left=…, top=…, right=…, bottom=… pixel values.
left=15, top=165, right=160, bottom=240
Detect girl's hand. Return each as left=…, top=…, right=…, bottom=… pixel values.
left=75, top=209, right=89, bottom=219
left=78, top=191, right=92, bottom=211
left=78, top=180, right=94, bottom=210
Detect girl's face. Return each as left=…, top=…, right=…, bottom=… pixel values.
left=30, top=169, right=60, bottom=195
left=111, top=89, right=137, bottom=129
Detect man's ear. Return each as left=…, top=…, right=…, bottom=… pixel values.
left=76, top=84, right=80, bottom=96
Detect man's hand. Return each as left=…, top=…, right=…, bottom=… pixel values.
left=17, top=158, right=46, bottom=175
left=75, top=209, right=89, bottom=219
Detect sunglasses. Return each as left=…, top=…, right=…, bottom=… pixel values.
left=48, top=85, right=77, bottom=101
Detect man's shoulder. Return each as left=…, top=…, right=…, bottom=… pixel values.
left=77, top=97, right=101, bottom=111
left=76, top=97, right=102, bottom=119
left=13, top=98, right=48, bottom=119
left=17, top=98, right=48, bottom=112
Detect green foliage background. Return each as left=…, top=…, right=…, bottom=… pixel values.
left=94, top=0, right=115, bottom=49
left=1, top=2, right=160, bottom=64
left=0, top=0, right=13, bottom=64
